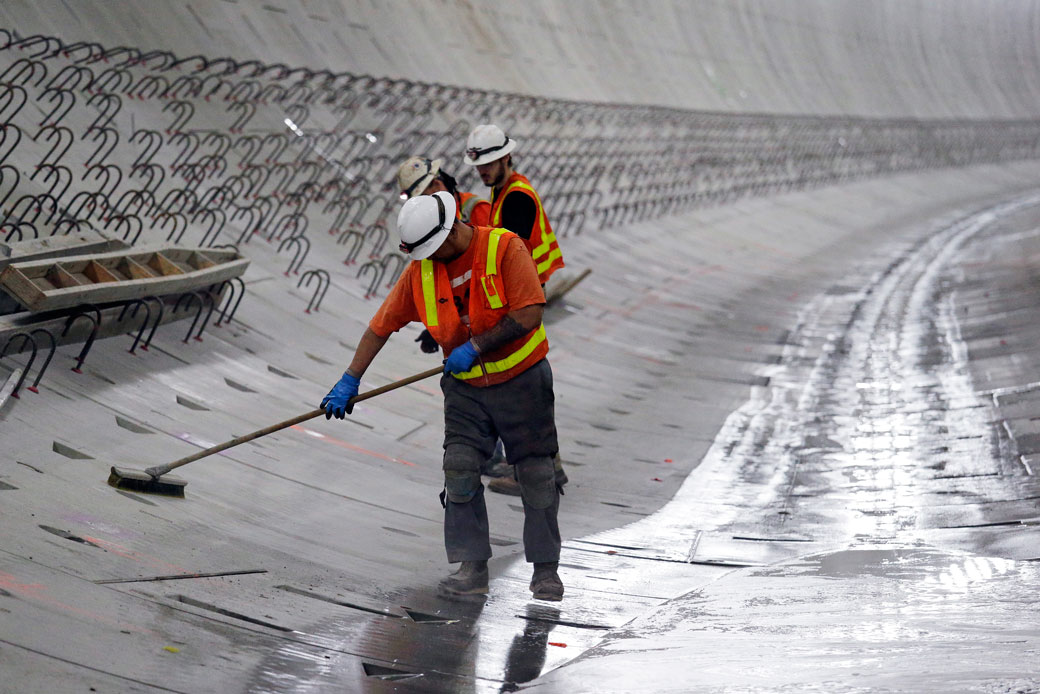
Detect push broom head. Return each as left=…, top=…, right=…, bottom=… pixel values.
left=108, top=466, right=187, bottom=498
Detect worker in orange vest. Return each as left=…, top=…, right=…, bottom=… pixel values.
left=463, top=125, right=568, bottom=495
left=397, top=156, right=491, bottom=354
left=321, top=191, right=564, bottom=601
left=464, top=124, right=564, bottom=284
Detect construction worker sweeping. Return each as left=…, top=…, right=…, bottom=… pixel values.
left=464, top=124, right=569, bottom=496
left=321, top=191, right=564, bottom=601
left=397, top=155, right=491, bottom=355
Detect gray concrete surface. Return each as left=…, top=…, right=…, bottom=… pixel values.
left=2, top=2, right=1040, bottom=693
left=6, top=1, right=1040, bottom=117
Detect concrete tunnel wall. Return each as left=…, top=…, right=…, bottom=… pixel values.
left=6, top=0, right=1040, bottom=118
left=5, top=1, right=1040, bottom=690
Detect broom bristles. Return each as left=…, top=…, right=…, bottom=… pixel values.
left=108, top=466, right=187, bottom=498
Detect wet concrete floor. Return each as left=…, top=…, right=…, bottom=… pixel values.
left=179, top=191, right=1040, bottom=693
left=6, top=177, right=1040, bottom=693
left=530, top=194, right=1040, bottom=692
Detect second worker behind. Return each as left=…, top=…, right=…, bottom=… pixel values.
left=464, top=124, right=569, bottom=495
left=397, top=155, right=491, bottom=355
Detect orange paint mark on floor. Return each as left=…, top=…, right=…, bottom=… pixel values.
left=0, top=570, right=152, bottom=634
left=83, top=536, right=185, bottom=574
left=291, top=426, right=417, bottom=466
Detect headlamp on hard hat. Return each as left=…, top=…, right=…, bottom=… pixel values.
left=466, top=139, right=509, bottom=161
left=463, top=124, right=517, bottom=166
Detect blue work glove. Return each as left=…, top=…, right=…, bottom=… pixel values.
left=321, top=371, right=360, bottom=419
left=444, top=341, right=479, bottom=375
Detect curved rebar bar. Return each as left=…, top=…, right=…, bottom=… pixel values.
left=214, top=276, right=245, bottom=326
left=277, top=234, right=310, bottom=275
left=59, top=308, right=100, bottom=373
left=0, top=82, right=28, bottom=123
left=26, top=328, right=57, bottom=393
left=379, top=252, right=407, bottom=288
left=118, top=298, right=153, bottom=354
left=139, top=296, right=166, bottom=351
left=194, top=207, right=227, bottom=246
left=173, top=292, right=204, bottom=343
left=0, top=332, right=37, bottom=398
left=297, top=268, right=330, bottom=313
left=0, top=123, right=23, bottom=166
left=357, top=259, right=385, bottom=299
left=337, top=228, right=365, bottom=265
left=173, top=290, right=216, bottom=342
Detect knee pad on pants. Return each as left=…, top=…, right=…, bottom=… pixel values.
left=516, top=457, right=557, bottom=509
left=443, top=444, right=483, bottom=504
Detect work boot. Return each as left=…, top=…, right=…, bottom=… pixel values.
left=530, top=561, right=564, bottom=601
left=483, top=459, right=513, bottom=479
left=488, top=467, right=568, bottom=496
left=480, top=440, right=509, bottom=477
left=439, top=560, right=489, bottom=595
left=488, top=473, right=521, bottom=495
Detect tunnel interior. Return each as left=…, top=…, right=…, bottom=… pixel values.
left=2, top=2, right=1040, bottom=692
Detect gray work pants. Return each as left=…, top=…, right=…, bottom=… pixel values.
left=441, top=359, right=561, bottom=564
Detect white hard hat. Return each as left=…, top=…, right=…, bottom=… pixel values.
left=396, top=156, right=443, bottom=200
left=397, top=190, right=456, bottom=260
left=463, top=124, right=516, bottom=166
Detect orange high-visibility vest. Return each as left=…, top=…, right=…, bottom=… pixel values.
left=489, top=172, right=564, bottom=283
left=411, top=226, right=548, bottom=385
left=458, top=191, right=490, bottom=227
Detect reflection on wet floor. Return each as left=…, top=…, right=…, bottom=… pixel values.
left=237, top=195, right=1040, bottom=692
left=531, top=195, right=1040, bottom=691
left=545, top=547, right=1040, bottom=692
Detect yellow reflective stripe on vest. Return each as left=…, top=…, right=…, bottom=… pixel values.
left=481, top=275, right=503, bottom=309
left=536, top=247, right=563, bottom=275
left=507, top=181, right=553, bottom=259
left=530, top=229, right=558, bottom=262
left=481, top=229, right=506, bottom=309
left=460, top=195, right=480, bottom=222
left=420, top=259, right=438, bottom=327
left=454, top=324, right=547, bottom=380
left=486, top=229, right=504, bottom=275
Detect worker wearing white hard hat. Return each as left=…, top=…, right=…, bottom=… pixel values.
left=321, top=191, right=565, bottom=602
left=464, top=124, right=564, bottom=285
left=464, top=124, right=569, bottom=497
left=396, top=156, right=492, bottom=354
left=463, top=124, right=518, bottom=167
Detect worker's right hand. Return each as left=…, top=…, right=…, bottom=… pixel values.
left=321, top=372, right=360, bottom=419
left=415, top=329, right=439, bottom=354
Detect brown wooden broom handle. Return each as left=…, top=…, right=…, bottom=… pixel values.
left=144, top=366, right=443, bottom=478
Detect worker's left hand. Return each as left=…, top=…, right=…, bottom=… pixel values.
left=321, top=372, right=360, bottom=419
left=415, top=329, right=439, bottom=354
left=444, top=341, right=478, bottom=374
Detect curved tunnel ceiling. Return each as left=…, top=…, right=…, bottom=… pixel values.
left=5, top=0, right=1040, bottom=117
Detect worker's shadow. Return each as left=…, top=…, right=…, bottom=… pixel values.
left=499, top=603, right=559, bottom=692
